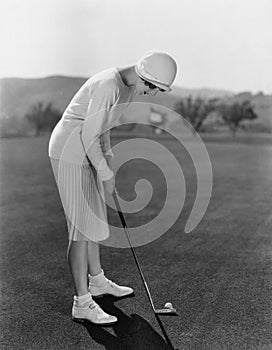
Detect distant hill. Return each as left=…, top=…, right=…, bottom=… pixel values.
left=0, top=76, right=86, bottom=118
left=0, top=76, right=271, bottom=137
left=0, top=75, right=233, bottom=119
left=171, top=85, right=234, bottom=99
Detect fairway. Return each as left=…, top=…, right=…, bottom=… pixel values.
left=1, top=134, right=272, bottom=350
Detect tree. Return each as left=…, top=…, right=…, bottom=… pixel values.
left=25, top=101, right=61, bottom=136
left=174, top=96, right=218, bottom=134
left=218, top=100, right=258, bottom=137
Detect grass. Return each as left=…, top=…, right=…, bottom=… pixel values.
left=1, top=134, right=272, bottom=350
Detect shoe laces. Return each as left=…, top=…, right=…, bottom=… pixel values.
left=106, top=279, right=117, bottom=288
left=89, top=300, right=100, bottom=311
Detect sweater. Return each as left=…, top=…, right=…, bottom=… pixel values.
left=48, top=67, right=136, bottom=181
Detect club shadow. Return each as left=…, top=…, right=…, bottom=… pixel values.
left=81, top=296, right=177, bottom=350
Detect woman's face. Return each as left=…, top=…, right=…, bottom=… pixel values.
left=135, top=78, right=165, bottom=96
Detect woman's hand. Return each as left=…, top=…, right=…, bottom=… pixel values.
left=103, top=175, right=115, bottom=194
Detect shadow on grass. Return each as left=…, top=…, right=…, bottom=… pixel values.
left=79, top=296, right=177, bottom=350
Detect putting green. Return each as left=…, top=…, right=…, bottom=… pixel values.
left=1, top=134, right=272, bottom=350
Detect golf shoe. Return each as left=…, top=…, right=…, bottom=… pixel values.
left=72, top=295, right=117, bottom=325
left=89, top=270, right=134, bottom=298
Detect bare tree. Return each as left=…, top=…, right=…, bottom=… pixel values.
left=25, top=101, right=61, bottom=136
left=175, top=96, right=218, bottom=134
left=219, top=100, right=258, bottom=137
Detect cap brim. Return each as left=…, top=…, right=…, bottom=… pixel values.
left=160, top=87, right=171, bottom=93
left=146, top=80, right=171, bottom=93
left=157, top=86, right=171, bottom=93
left=135, top=64, right=171, bottom=92
left=144, top=78, right=171, bottom=92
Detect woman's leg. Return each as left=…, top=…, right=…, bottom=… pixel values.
left=87, top=240, right=134, bottom=298
left=69, top=240, right=118, bottom=324
left=67, top=240, right=88, bottom=296
left=87, top=241, right=102, bottom=276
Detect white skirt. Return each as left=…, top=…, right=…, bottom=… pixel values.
left=50, top=157, right=110, bottom=242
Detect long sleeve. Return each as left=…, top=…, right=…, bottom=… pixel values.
left=100, top=129, right=114, bottom=158
left=80, top=81, right=118, bottom=181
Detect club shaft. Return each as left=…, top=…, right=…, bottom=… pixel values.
left=155, top=314, right=176, bottom=349
left=112, top=191, right=175, bottom=350
left=112, top=192, right=155, bottom=310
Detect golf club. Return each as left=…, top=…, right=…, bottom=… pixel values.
left=112, top=190, right=178, bottom=348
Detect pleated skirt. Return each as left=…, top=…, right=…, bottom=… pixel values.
left=50, top=157, right=110, bottom=242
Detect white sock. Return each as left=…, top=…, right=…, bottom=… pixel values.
left=89, top=269, right=107, bottom=286
left=74, top=292, right=92, bottom=307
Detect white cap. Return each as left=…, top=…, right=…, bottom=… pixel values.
left=135, top=51, right=177, bottom=92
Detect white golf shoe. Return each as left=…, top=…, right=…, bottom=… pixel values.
left=88, top=270, right=134, bottom=298
left=72, top=295, right=117, bottom=325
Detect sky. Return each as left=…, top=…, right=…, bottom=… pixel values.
left=0, top=0, right=271, bottom=93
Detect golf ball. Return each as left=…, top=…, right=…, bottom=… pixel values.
left=164, top=302, right=173, bottom=309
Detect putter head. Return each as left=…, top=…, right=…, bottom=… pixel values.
left=155, top=307, right=178, bottom=316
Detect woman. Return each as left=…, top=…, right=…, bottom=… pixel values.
left=48, top=51, right=177, bottom=325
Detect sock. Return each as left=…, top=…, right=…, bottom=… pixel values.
left=89, top=269, right=107, bottom=287
left=74, top=292, right=92, bottom=307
